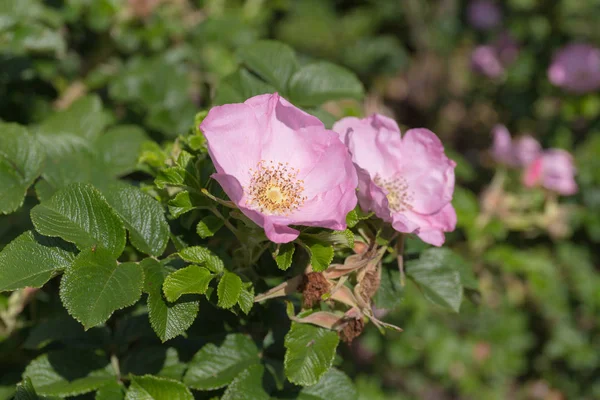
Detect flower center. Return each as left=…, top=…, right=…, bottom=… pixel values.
left=374, top=175, right=413, bottom=212
left=246, top=160, right=306, bottom=215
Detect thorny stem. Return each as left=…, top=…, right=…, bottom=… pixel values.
left=395, top=234, right=406, bottom=286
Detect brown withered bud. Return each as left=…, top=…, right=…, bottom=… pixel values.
left=299, top=272, right=330, bottom=308
left=339, top=317, right=365, bottom=344
left=358, top=269, right=381, bottom=302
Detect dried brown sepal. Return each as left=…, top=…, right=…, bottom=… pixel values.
left=339, top=317, right=365, bottom=344
left=299, top=272, right=331, bottom=308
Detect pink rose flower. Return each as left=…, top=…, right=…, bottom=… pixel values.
left=467, top=0, right=502, bottom=31
left=491, top=125, right=541, bottom=167
left=548, top=43, right=600, bottom=94
left=201, top=93, right=358, bottom=243
left=523, top=150, right=578, bottom=196
left=333, top=115, right=456, bottom=246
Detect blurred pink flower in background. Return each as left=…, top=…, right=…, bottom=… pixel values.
left=491, top=125, right=541, bottom=167
left=334, top=115, right=456, bottom=246
left=201, top=93, right=358, bottom=243
left=472, top=33, right=519, bottom=79
left=467, top=0, right=502, bottom=31
left=471, top=45, right=505, bottom=78
left=524, top=150, right=578, bottom=195
left=548, top=43, right=600, bottom=94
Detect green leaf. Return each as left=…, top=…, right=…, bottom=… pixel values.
left=179, top=246, right=224, bottom=273
left=406, top=248, right=463, bottom=313
left=302, top=230, right=354, bottom=248
left=196, top=215, right=224, bottom=238
left=275, top=243, right=295, bottom=271
left=345, top=210, right=359, bottom=228
left=213, top=69, right=277, bottom=106
left=218, top=272, right=243, bottom=309
left=301, top=240, right=334, bottom=272
left=298, top=368, right=358, bottom=400
left=184, top=334, right=260, bottom=390
left=162, top=265, right=214, bottom=302
left=372, top=265, right=404, bottom=310
left=284, top=322, right=339, bottom=386
left=237, top=284, right=254, bottom=315
left=95, top=125, right=148, bottom=177
left=168, top=191, right=205, bottom=218
left=0, top=231, right=76, bottom=291
left=120, top=347, right=186, bottom=381
left=22, top=350, right=115, bottom=397
left=141, top=259, right=199, bottom=342
left=60, top=247, right=144, bottom=329
left=222, top=365, right=269, bottom=400
left=30, top=183, right=126, bottom=258
left=95, top=381, right=125, bottom=400
left=125, top=375, right=193, bottom=400
left=155, top=167, right=187, bottom=189
left=236, top=40, right=298, bottom=91
left=15, top=377, right=60, bottom=400
left=0, top=123, right=45, bottom=214
left=288, top=62, right=364, bottom=106
left=441, top=248, right=478, bottom=290
left=37, top=95, right=112, bottom=141
left=102, top=185, right=169, bottom=256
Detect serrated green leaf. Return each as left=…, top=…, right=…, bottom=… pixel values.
left=0, top=123, right=45, bottom=214
left=141, top=259, right=199, bottom=342
left=218, top=272, right=242, bottom=309
left=162, top=265, right=214, bottom=302
left=22, top=350, right=115, bottom=397
left=284, top=322, right=339, bottom=386
left=222, top=365, right=269, bottom=400
left=15, top=377, right=60, bottom=400
left=275, top=243, right=295, bottom=271
left=298, top=368, right=358, bottom=400
left=95, top=381, right=124, bottom=400
left=155, top=167, right=187, bottom=189
left=237, top=284, right=254, bottom=315
left=302, top=230, right=354, bottom=248
left=125, top=375, right=193, bottom=400
left=196, top=215, right=224, bottom=238
left=102, top=185, right=169, bottom=256
left=288, top=62, right=364, bottom=106
left=0, top=231, right=76, bottom=291
left=36, top=95, right=112, bottom=141
left=167, top=191, right=195, bottom=218
left=30, top=183, right=126, bottom=258
left=302, top=240, right=334, bottom=272
left=406, top=248, right=463, bottom=313
left=345, top=210, right=359, bottom=228
left=96, top=125, right=148, bottom=177
left=179, top=246, right=224, bottom=273
left=372, top=265, right=404, bottom=310
left=60, top=247, right=144, bottom=329
left=236, top=40, right=298, bottom=91
left=184, top=334, right=260, bottom=390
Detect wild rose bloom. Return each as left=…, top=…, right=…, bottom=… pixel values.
left=201, top=93, right=358, bottom=243
left=548, top=43, right=600, bottom=94
left=491, top=125, right=541, bottom=167
left=467, top=0, right=502, bottom=31
left=523, top=150, right=578, bottom=195
left=334, top=115, right=456, bottom=246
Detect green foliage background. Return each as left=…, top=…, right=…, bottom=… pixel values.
left=1, top=0, right=600, bottom=399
